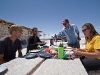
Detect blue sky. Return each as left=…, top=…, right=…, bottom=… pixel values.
left=0, top=0, right=100, bottom=37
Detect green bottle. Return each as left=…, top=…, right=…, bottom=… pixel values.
left=58, top=46, right=64, bottom=59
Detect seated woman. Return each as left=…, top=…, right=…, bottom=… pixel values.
left=73, top=23, right=100, bottom=73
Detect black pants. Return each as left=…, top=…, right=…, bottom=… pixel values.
left=68, top=41, right=80, bottom=48
left=80, top=57, right=100, bottom=73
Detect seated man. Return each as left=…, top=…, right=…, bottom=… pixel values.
left=0, top=25, right=23, bottom=64
left=26, top=27, right=46, bottom=54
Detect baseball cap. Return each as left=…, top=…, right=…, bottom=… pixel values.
left=62, top=19, right=69, bottom=25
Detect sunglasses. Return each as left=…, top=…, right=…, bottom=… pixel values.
left=82, top=28, right=89, bottom=32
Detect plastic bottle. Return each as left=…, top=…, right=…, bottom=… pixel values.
left=58, top=43, right=64, bottom=59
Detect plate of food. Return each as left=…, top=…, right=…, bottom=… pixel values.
left=25, top=53, right=37, bottom=59
left=50, top=49, right=57, bottom=54
left=39, top=51, right=52, bottom=59
left=67, top=46, right=72, bottom=49
left=40, top=41, right=46, bottom=46
left=30, top=49, right=40, bottom=53
left=64, top=48, right=72, bottom=51
left=50, top=46, right=58, bottom=50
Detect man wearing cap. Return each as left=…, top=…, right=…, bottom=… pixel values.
left=0, top=25, right=23, bottom=64
left=58, top=19, right=81, bottom=48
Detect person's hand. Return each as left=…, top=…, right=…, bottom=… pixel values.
left=72, top=48, right=81, bottom=55
left=42, top=41, right=47, bottom=45
left=77, top=36, right=81, bottom=41
left=58, top=34, right=62, bottom=39
left=44, top=42, right=47, bottom=44
left=37, top=42, right=42, bottom=45
left=72, top=48, right=77, bottom=53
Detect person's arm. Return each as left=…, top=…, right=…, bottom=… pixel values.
left=18, top=50, right=22, bottom=57
left=0, top=41, right=6, bottom=64
left=73, top=49, right=100, bottom=58
left=26, top=37, right=32, bottom=54
left=58, top=34, right=62, bottom=39
left=58, top=31, right=65, bottom=39
left=37, top=36, right=41, bottom=42
left=75, top=26, right=81, bottom=41
left=37, top=36, right=43, bottom=45
left=18, top=40, right=23, bottom=57
left=77, top=33, right=81, bottom=41
left=0, top=54, right=6, bottom=64
left=73, top=48, right=86, bottom=52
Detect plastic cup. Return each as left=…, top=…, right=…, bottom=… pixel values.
left=64, top=54, right=68, bottom=59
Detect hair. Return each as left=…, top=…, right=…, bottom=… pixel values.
left=82, top=23, right=99, bottom=41
left=10, top=25, right=22, bottom=34
left=32, top=27, right=38, bottom=31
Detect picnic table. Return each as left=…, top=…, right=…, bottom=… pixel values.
left=0, top=45, right=88, bottom=75
left=1, top=58, right=44, bottom=75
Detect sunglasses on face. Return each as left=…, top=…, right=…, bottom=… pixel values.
left=82, top=28, right=89, bottom=32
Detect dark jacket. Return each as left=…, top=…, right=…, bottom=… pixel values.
left=26, top=36, right=41, bottom=53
